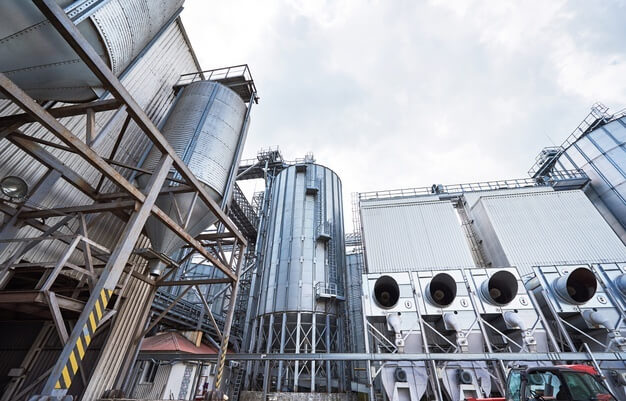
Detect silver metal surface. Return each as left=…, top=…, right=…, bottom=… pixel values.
left=0, top=20, right=199, bottom=269
left=359, top=197, right=475, bottom=273
left=138, top=80, right=247, bottom=266
left=468, top=189, right=626, bottom=275
left=249, top=163, right=346, bottom=393
left=256, top=163, right=345, bottom=316
left=558, top=117, right=626, bottom=241
left=0, top=0, right=184, bottom=101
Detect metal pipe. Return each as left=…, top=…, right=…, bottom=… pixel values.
left=464, top=271, right=507, bottom=395
left=374, top=275, right=400, bottom=308
left=409, top=272, right=443, bottom=401
left=479, top=270, right=518, bottom=306
left=553, top=267, right=597, bottom=304
left=425, top=273, right=457, bottom=307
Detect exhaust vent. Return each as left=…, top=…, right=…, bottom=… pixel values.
left=374, top=276, right=400, bottom=308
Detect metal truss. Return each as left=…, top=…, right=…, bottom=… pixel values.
left=0, top=0, right=250, bottom=398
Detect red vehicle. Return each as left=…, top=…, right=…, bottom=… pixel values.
left=468, top=365, right=618, bottom=401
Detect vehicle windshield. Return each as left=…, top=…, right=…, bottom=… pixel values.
left=524, top=371, right=563, bottom=400
left=561, top=372, right=616, bottom=401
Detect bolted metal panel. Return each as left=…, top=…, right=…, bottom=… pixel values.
left=359, top=197, right=475, bottom=273
left=138, top=81, right=247, bottom=261
left=469, top=189, right=626, bottom=276
left=0, top=0, right=184, bottom=102
left=556, top=117, right=626, bottom=241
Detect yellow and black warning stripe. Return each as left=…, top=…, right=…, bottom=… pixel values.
left=214, top=337, right=229, bottom=389
left=55, top=288, right=113, bottom=390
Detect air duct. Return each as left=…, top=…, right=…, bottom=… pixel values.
left=553, top=267, right=597, bottom=305
left=374, top=275, right=400, bottom=308
left=425, top=273, right=457, bottom=307
left=479, top=270, right=518, bottom=306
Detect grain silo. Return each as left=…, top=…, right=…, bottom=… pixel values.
left=244, top=162, right=347, bottom=396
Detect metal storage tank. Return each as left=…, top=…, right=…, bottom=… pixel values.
left=138, top=80, right=248, bottom=276
left=553, top=116, right=626, bottom=241
left=248, top=162, right=346, bottom=393
left=359, top=196, right=476, bottom=273
left=467, top=189, right=626, bottom=275
left=0, top=0, right=184, bottom=102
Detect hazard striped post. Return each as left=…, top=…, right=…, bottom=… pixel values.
left=213, top=244, right=245, bottom=394
left=40, top=155, right=173, bottom=396
left=54, top=288, right=113, bottom=390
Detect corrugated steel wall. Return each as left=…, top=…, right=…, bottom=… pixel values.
left=359, top=197, right=475, bottom=273
left=0, top=18, right=199, bottom=267
left=131, top=362, right=172, bottom=399
left=555, top=117, right=626, bottom=242
left=0, top=18, right=200, bottom=401
left=469, top=189, right=626, bottom=276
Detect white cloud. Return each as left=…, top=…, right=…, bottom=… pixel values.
left=181, top=0, right=626, bottom=231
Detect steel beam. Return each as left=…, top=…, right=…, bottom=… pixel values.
left=41, top=154, right=172, bottom=395
left=137, top=351, right=626, bottom=362
left=0, top=99, right=121, bottom=127
left=35, top=0, right=246, bottom=245
left=18, top=200, right=136, bottom=219
left=214, top=244, right=245, bottom=392
left=0, top=73, right=145, bottom=201
left=156, top=278, right=232, bottom=287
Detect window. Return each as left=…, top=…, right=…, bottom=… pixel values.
left=523, top=371, right=563, bottom=400
left=506, top=370, right=522, bottom=401
left=142, top=361, right=159, bottom=384
left=561, top=372, right=616, bottom=401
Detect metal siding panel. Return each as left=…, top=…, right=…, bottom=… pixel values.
left=470, top=189, right=626, bottom=275
left=360, top=198, right=475, bottom=273
left=0, top=21, right=199, bottom=267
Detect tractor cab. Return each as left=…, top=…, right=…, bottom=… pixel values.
left=505, top=365, right=617, bottom=401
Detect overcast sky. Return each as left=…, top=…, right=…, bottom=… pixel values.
left=181, top=0, right=626, bottom=230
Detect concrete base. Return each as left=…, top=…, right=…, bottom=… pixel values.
left=241, top=391, right=356, bottom=401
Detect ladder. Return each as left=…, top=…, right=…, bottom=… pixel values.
left=230, top=366, right=245, bottom=401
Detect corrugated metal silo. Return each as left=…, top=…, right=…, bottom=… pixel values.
left=138, top=80, right=247, bottom=275
left=249, top=162, right=346, bottom=393
left=0, top=0, right=184, bottom=102
left=554, top=117, right=626, bottom=241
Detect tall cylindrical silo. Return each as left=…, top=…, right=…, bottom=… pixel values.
left=249, top=163, right=346, bottom=394
left=0, top=0, right=184, bottom=102
left=554, top=116, right=626, bottom=241
left=138, top=80, right=248, bottom=276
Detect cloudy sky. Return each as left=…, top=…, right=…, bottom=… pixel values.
left=181, top=0, right=626, bottom=230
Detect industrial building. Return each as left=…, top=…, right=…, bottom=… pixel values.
left=0, top=2, right=624, bottom=401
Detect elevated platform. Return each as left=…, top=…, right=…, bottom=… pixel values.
left=174, top=64, right=259, bottom=103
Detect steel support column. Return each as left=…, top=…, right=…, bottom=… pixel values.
left=277, top=312, right=287, bottom=391
left=42, top=154, right=172, bottom=395
left=214, top=243, right=245, bottom=393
